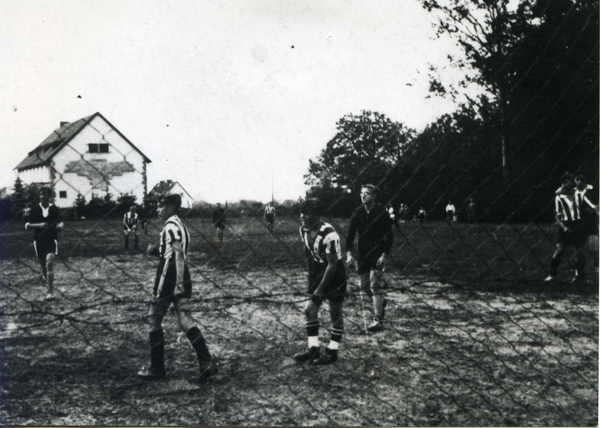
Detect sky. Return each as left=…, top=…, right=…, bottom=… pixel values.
left=1, top=0, right=464, bottom=204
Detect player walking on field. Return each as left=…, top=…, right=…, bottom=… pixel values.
left=123, top=205, right=139, bottom=251
left=138, top=194, right=218, bottom=381
left=294, top=198, right=347, bottom=365
left=346, top=185, right=393, bottom=332
left=545, top=173, right=593, bottom=283
left=24, top=187, right=64, bottom=301
left=264, top=203, right=276, bottom=234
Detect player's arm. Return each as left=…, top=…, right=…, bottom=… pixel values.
left=51, top=207, right=64, bottom=232
left=25, top=222, right=48, bottom=230
left=345, top=216, right=357, bottom=265
left=378, top=211, right=394, bottom=268
left=312, top=252, right=339, bottom=305
left=553, top=197, right=568, bottom=231
left=172, top=240, right=186, bottom=295
left=123, top=215, right=131, bottom=231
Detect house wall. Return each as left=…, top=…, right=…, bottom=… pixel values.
left=18, top=166, right=51, bottom=185
left=171, top=183, right=194, bottom=209
left=50, top=115, right=147, bottom=208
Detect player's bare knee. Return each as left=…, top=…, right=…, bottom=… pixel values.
left=303, top=302, right=318, bottom=320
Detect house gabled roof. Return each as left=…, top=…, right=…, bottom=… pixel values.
left=15, top=112, right=151, bottom=172
left=149, top=181, right=194, bottom=200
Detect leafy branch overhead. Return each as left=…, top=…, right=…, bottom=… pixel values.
left=306, top=0, right=598, bottom=221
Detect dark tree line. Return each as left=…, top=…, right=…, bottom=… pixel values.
left=305, top=0, right=598, bottom=222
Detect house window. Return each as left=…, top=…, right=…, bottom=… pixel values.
left=59, top=191, right=67, bottom=198
left=89, top=143, right=109, bottom=153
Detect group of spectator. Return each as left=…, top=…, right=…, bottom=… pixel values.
left=386, top=197, right=478, bottom=225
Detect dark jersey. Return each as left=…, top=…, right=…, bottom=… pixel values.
left=346, top=204, right=393, bottom=256
left=27, top=204, right=62, bottom=242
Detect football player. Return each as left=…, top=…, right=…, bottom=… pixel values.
left=294, top=198, right=347, bottom=364
left=138, top=194, right=218, bottom=381
left=24, top=187, right=63, bottom=301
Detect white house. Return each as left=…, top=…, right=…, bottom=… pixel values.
left=149, top=180, right=194, bottom=209
left=15, top=112, right=151, bottom=208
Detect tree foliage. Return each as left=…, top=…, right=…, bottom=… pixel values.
left=304, top=0, right=597, bottom=222
left=304, top=111, right=415, bottom=211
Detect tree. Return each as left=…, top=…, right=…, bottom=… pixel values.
left=304, top=111, right=415, bottom=206
left=420, top=0, right=598, bottom=221
left=421, top=0, right=527, bottom=180
left=10, top=177, right=28, bottom=218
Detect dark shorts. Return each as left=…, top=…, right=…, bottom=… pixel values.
left=153, top=258, right=192, bottom=301
left=357, top=248, right=385, bottom=275
left=307, top=262, right=347, bottom=302
left=580, top=215, right=599, bottom=237
left=214, top=222, right=225, bottom=230
left=34, top=239, right=58, bottom=260
left=556, top=222, right=587, bottom=247
left=266, top=214, right=274, bottom=223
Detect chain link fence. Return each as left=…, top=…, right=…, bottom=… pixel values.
left=1, top=7, right=598, bottom=427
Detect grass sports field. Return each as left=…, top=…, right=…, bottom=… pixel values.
left=0, top=216, right=597, bottom=426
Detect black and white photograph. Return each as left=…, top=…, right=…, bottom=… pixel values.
left=0, top=0, right=597, bottom=426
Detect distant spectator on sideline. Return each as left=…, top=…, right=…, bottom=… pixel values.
left=346, top=185, right=393, bottom=333
left=212, top=204, right=225, bottom=242
left=545, top=172, right=592, bottom=283
left=264, top=203, right=276, bottom=234
left=398, top=203, right=409, bottom=224
left=24, top=187, right=64, bottom=301
left=417, top=207, right=427, bottom=224
left=123, top=205, right=139, bottom=251
left=445, top=201, right=456, bottom=222
left=466, top=198, right=477, bottom=223
left=387, top=204, right=399, bottom=230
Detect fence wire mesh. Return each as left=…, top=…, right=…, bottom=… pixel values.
left=1, top=3, right=598, bottom=427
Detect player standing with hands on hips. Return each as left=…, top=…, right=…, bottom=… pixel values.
left=138, top=194, right=218, bottom=381
left=346, top=185, right=394, bottom=332
left=294, top=198, right=347, bottom=365
left=24, top=187, right=64, bottom=301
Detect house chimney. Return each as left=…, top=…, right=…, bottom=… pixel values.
left=60, top=121, right=69, bottom=127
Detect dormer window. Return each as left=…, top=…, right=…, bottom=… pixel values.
left=89, top=143, right=109, bottom=153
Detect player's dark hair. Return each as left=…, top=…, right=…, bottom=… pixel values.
left=300, top=198, right=323, bottom=216
left=39, top=187, right=53, bottom=197
left=159, top=194, right=182, bottom=212
left=561, top=171, right=574, bottom=184
left=361, top=184, right=379, bottom=196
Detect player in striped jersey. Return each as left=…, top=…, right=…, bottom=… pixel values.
left=123, top=205, right=139, bottom=251
left=294, top=198, right=347, bottom=365
left=545, top=173, right=591, bottom=282
left=138, top=194, right=218, bottom=382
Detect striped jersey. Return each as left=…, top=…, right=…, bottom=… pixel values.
left=299, top=222, right=343, bottom=265
left=159, top=215, right=190, bottom=260
left=554, top=192, right=595, bottom=222
left=575, top=185, right=596, bottom=212
left=123, top=212, right=138, bottom=229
